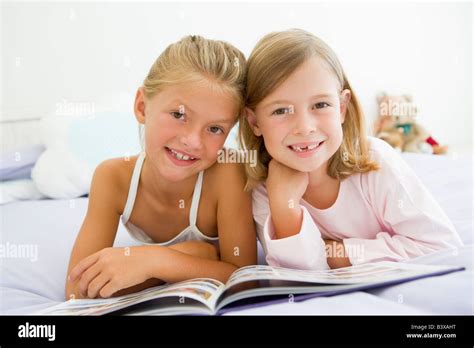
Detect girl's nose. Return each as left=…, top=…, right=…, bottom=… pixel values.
left=292, top=110, right=317, bottom=136
left=180, top=128, right=203, bottom=150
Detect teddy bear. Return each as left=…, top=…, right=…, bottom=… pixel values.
left=373, top=93, right=448, bottom=155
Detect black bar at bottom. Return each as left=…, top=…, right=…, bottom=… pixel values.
left=0, top=315, right=472, bottom=346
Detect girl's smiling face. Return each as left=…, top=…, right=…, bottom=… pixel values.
left=135, top=80, right=238, bottom=182
left=248, top=57, right=351, bottom=173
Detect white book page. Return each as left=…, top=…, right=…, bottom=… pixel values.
left=215, top=262, right=457, bottom=311
left=224, top=262, right=451, bottom=290
left=37, top=278, right=225, bottom=315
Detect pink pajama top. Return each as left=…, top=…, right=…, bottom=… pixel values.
left=252, top=137, right=463, bottom=270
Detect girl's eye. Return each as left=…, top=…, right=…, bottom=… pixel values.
left=271, top=108, right=291, bottom=116
left=313, top=102, right=331, bottom=109
left=170, top=111, right=185, bottom=120
left=209, top=126, right=224, bottom=135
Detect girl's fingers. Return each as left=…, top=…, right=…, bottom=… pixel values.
left=87, top=272, right=111, bottom=299
left=77, top=262, right=102, bottom=297
left=99, top=280, right=119, bottom=298
left=68, top=252, right=100, bottom=282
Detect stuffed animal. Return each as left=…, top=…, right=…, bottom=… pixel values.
left=373, top=93, right=448, bottom=155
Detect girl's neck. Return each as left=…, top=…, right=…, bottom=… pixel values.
left=140, top=157, right=198, bottom=206
left=307, top=162, right=336, bottom=189
left=304, top=163, right=341, bottom=210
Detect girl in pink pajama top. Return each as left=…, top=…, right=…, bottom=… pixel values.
left=239, top=29, right=463, bottom=270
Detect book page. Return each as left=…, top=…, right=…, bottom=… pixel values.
left=37, top=278, right=225, bottom=315
left=224, top=262, right=451, bottom=290
left=214, top=262, right=461, bottom=312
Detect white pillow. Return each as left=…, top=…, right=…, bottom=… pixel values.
left=0, top=179, right=47, bottom=205
left=31, top=94, right=141, bottom=199
left=31, top=147, right=95, bottom=199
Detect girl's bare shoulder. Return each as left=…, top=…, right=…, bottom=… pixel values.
left=90, top=155, right=140, bottom=214
left=203, top=159, right=247, bottom=197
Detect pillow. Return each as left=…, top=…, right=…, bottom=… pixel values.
left=0, top=179, right=46, bottom=205
left=31, top=109, right=141, bottom=199
left=0, top=144, right=45, bottom=181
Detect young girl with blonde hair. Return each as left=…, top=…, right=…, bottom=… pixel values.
left=66, top=35, right=257, bottom=299
left=240, top=29, right=462, bottom=270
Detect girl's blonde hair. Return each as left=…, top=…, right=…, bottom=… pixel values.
left=239, top=29, right=379, bottom=190
left=139, top=35, right=247, bottom=148
left=144, top=35, right=246, bottom=105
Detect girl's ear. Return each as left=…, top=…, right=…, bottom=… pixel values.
left=339, top=89, right=352, bottom=124
left=134, top=87, right=147, bottom=124
left=246, top=107, right=262, bottom=136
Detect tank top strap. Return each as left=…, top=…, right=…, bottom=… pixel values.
left=189, top=171, right=204, bottom=226
left=122, top=152, right=146, bottom=223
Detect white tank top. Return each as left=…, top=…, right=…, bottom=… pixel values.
left=120, top=152, right=219, bottom=246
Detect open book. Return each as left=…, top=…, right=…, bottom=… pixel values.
left=37, top=261, right=463, bottom=316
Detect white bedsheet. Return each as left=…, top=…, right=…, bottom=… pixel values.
left=1, top=153, right=472, bottom=315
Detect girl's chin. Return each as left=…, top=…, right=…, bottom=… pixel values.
left=272, top=156, right=322, bottom=173
left=152, top=157, right=204, bottom=182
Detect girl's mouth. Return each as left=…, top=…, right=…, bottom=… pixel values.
left=164, top=146, right=200, bottom=166
left=288, top=141, right=325, bottom=157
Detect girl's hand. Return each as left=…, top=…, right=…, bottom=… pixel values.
left=266, top=159, right=309, bottom=239
left=68, top=246, right=153, bottom=299
left=324, top=239, right=352, bottom=269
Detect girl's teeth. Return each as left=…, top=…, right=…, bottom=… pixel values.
left=169, top=148, right=196, bottom=161
left=290, top=142, right=321, bottom=152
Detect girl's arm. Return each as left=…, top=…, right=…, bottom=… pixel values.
left=65, top=160, right=123, bottom=300
left=215, top=162, right=258, bottom=268
left=111, top=241, right=220, bottom=297
left=70, top=243, right=238, bottom=298
left=253, top=184, right=330, bottom=270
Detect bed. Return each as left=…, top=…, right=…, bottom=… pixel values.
left=1, top=152, right=472, bottom=315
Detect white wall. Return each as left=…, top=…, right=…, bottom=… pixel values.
left=1, top=1, right=472, bottom=153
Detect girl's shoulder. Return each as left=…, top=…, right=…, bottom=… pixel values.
left=365, top=136, right=413, bottom=177
left=356, top=137, right=418, bottom=195
left=95, top=155, right=139, bottom=186
left=204, top=148, right=246, bottom=179
left=90, top=155, right=141, bottom=214
left=203, top=154, right=248, bottom=197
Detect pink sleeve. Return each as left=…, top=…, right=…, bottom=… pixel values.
left=343, top=144, right=463, bottom=265
left=252, top=185, right=329, bottom=270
